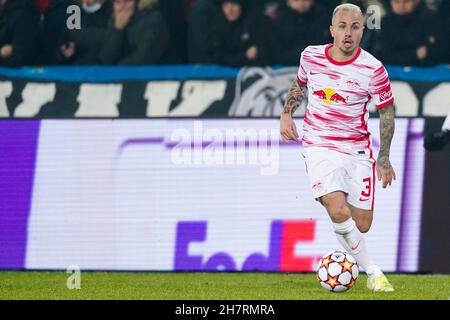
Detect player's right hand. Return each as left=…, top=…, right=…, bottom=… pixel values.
left=376, top=156, right=396, bottom=188
left=280, top=113, right=299, bottom=142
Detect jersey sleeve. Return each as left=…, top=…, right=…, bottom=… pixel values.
left=297, top=50, right=308, bottom=85
left=368, top=65, right=394, bottom=109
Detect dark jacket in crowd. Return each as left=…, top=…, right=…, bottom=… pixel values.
left=209, top=5, right=270, bottom=67
left=36, top=0, right=75, bottom=65
left=247, top=0, right=284, bottom=19
left=316, top=0, right=342, bottom=17
left=159, top=0, right=187, bottom=63
left=269, top=3, right=331, bottom=66
left=0, top=0, right=39, bottom=67
left=98, top=5, right=169, bottom=65
left=58, top=1, right=112, bottom=65
left=438, top=0, right=450, bottom=63
left=378, top=5, right=446, bottom=66
left=187, top=0, right=221, bottom=64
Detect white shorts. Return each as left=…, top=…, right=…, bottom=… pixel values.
left=302, top=147, right=376, bottom=211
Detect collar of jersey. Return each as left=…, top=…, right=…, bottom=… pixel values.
left=325, top=44, right=361, bottom=66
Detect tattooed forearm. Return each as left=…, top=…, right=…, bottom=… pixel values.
left=378, top=104, right=395, bottom=169
left=283, top=80, right=307, bottom=116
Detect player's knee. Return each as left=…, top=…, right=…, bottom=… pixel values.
left=327, top=203, right=352, bottom=223
left=354, top=211, right=373, bottom=233
left=320, top=193, right=352, bottom=223
left=357, top=222, right=371, bottom=233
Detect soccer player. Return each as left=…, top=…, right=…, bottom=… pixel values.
left=280, top=3, right=395, bottom=292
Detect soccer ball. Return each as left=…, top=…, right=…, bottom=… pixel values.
left=316, top=250, right=359, bottom=292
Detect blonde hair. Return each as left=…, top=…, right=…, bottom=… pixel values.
left=332, top=3, right=364, bottom=18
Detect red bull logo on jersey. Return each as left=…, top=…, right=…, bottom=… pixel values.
left=313, top=88, right=348, bottom=105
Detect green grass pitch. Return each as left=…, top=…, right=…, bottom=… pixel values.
left=0, top=271, right=449, bottom=300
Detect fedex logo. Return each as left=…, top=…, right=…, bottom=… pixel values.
left=174, top=220, right=321, bottom=272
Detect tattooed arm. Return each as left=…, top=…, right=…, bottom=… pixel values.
left=280, top=79, right=308, bottom=142
left=376, top=103, right=396, bottom=188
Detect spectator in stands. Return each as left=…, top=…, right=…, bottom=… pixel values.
left=245, top=1, right=286, bottom=65
left=423, top=0, right=450, bottom=63
left=248, top=0, right=285, bottom=21
left=378, top=0, right=446, bottom=66
left=0, top=0, right=39, bottom=67
left=34, top=0, right=76, bottom=65
left=98, top=0, right=169, bottom=65
left=187, top=0, right=221, bottom=64
left=58, top=0, right=112, bottom=65
left=209, top=0, right=270, bottom=67
left=269, top=0, right=330, bottom=66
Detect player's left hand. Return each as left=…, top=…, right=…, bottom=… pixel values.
left=376, top=156, right=396, bottom=188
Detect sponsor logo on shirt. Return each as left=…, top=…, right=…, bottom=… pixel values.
left=313, top=88, right=348, bottom=105
left=379, top=88, right=393, bottom=102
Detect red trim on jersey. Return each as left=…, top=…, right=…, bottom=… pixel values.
left=325, top=44, right=361, bottom=66
left=361, top=101, right=368, bottom=132
left=303, top=55, right=328, bottom=68
left=325, top=110, right=355, bottom=121
left=320, top=134, right=368, bottom=142
left=372, top=83, right=392, bottom=95
left=376, top=97, right=394, bottom=109
left=297, top=75, right=307, bottom=85
left=360, top=99, right=376, bottom=211
left=352, top=63, right=376, bottom=70
left=373, top=65, right=386, bottom=77
left=371, top=157, right=376, bottom=211
left=303, top=111, right=314, bottom=126
left=371, top=78, right=390, bottom=88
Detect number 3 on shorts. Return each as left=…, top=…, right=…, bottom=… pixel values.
left=361, top=177, right=371, bottom=198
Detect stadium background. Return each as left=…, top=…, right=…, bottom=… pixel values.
left=0, top=0, right=449, bottom=279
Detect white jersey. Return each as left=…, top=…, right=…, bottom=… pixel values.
left=297, top=44, right=394, bottom=158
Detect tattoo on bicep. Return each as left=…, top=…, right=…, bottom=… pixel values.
left=283, top=80, right=307, bottom=115
left=378, top=104, right=395, bottom=168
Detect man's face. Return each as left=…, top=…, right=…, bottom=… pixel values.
left=286, top=0, right=314, bottom=13
left=114, top=0, right=135, bottom=12
left=390, top=0, right=417, bottom=15
left=222, top=1, right=242, bottom=22
left=330, top=10, right=364, bottom=54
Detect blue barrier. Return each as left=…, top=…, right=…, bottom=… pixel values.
left=0, top=64, right=449, bottom=83
left=0, top=65, right=239, bottom=83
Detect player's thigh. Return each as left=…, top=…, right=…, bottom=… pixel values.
left=347, top=202, right=373, bottom=233
left=319, top=191, right=352, bottom=223
left=304, top=148, right=347, bottom=200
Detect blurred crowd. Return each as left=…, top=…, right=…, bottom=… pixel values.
left=0, top=0, right=449, bottom=67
